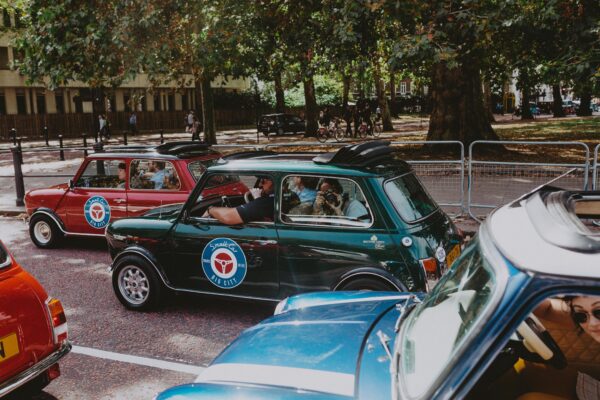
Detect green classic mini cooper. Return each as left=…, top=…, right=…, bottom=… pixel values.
left=106, top=141, right=463, bottom=310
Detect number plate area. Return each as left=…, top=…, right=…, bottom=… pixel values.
left=446, top=245, right=461, bottom=268
left=0, top=332, right=19, bottom=363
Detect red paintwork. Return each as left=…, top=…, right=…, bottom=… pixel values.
left=25, top=152, right=224, bottom=236
left=0, top=243, right=63, bottom=384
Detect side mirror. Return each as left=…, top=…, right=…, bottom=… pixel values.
left=68, top=179, right=75, bottom=189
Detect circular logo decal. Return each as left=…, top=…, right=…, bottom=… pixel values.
left=84, top=196, right=111, bottom=229
left=201, top=238, right=247, bottom=289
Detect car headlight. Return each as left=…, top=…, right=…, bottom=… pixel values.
left=274, top=297, right=289, bottom=315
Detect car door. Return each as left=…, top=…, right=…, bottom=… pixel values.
left=277, top=174, right=397, bottom=298
left=62, top=158, right=128, bottom=235
left=160, top=172, right=280, bottom=299
left=127, top=158, right=189, bottom=216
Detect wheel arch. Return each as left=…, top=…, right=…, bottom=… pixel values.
left=30, top=208, right=67, bottom=234
left=110, top=246, right=172, bottom=288
left=333, top=267, right=408, bottom=292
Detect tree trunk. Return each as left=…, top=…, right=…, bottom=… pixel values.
left=303, top=77, right=318, bottom=136
left=274, top=72, right=285, bottom=113
left=483, top=80, right=495, bottom=122
left=374, top=67, right=393, bottom=131
left=427, top=62, right=497, bottom=145
left=194, top=79, right=203, bottom=122
left=200, top=73, right=217, bottom=144
left=520, top=85, right=533, bottom=120
left=389, top=73, right=396, bottom=117
left=552, top=84, right=565, bottom=117
left=576, top=89, right=592, bottom=116
left=342, top=75, right=350, bottom=109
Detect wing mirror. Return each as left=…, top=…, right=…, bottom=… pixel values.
left=68, top=179, right=75, bottom=189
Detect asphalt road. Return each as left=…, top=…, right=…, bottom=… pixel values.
left=0, top=217, right=274, bottom=400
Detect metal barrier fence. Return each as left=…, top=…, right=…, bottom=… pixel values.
left=468, top=140, right=590, bottom=221
left=594, top=144, right=599, bottom=190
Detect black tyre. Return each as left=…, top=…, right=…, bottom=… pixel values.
left=334, top=126, right=345, bottom=142
left=339, top=277, right=397, bottom=292
left=29, top=214, right=62, bottom=249
left=112, top=255, right=163, bottom=311
left=373, top=123, right=382, bottom=137
left=317, top=128, right=328, bottom=143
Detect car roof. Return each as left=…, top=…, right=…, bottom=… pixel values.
left=488, top=188, right=600, bottom=279
left=209, top=141, right=412, bottom=177
left=86, top=142, right=220, bottom=161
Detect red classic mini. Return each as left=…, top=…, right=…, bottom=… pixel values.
left=0, top=241, right=70, bottom=397
left=24, top=142, right=230, bottom=248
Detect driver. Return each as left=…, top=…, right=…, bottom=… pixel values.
left=204, top=176, right=274, bottom=225
left=509, top=295, right=600, bottom=400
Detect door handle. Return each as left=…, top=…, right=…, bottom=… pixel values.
left=256, top=239, right=277, bottom=246
left=114, top=198, right=126, bottom=204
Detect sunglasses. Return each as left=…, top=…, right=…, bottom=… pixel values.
left=573, top=309, right=600, bottom=324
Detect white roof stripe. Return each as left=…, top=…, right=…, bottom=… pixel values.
left=195, top=363, right=355, bottom=397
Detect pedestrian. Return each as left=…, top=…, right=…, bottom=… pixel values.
left=99, top=114, right=110, bottom=141
left=187, top=110, right=195, bottom=130
left=128, top=112, right=137, bottom=135
left=343, top=104, right=353, bottom=137
left=191, top=116, right=202, bottom=141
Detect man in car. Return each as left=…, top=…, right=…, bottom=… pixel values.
left=205, top=176, right=274, bottom=225
left=140, top=161, right=168, bottom=189
left=314, top=178, right=368, bottom=219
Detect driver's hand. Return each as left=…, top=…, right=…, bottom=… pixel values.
left=250, top=188, right=263, bottom=200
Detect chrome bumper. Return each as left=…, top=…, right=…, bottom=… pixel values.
left=0, top=341, right=72, bottom=397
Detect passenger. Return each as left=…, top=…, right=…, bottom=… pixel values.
left=117, top=162, right=126, bottom=189
left=292, top=176, right=318, bottom=204
left=140, top=161, right=167, bottom=189
left=313, top=178, right=368, bottom=219
left=204, top=176, right=274, bottom=225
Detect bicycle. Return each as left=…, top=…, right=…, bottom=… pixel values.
left=317, top=118, right=345, bottom=143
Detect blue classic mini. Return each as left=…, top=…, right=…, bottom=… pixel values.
left=157, top=188, right=600, bottom=399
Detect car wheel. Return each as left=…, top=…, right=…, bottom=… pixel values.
left=339, top=277, right=397, bottom=292
left=29, top=214, right=62, bottom=249
left=112, top=255, right=163, bottom=311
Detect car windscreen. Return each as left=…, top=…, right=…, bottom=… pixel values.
left=384, top=173, right=438, bottom=222
left=0, top=243, right=11, bottom=269
left=188, top=159, right=220, bottom=182
left=397, top=237, right=498, bottom=398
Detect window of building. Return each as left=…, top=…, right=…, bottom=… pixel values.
left=141, top=96, right=147, bottom=111
left=154, top=93, right=161, bottom=111
left=0, top=47, right=9, bottom=70
left=55, top=91, right=64, bottom=113
left=182, top=93, right=189, bottom=111
left=36, top=91, right=46, bottom=114
left=167, top=93, right=175, bottom=111
left=124, top=94, right=131, bottom=112
left=16, top=90, right=27, bottom=114
left=2, top=9, right=11, bottom=28
left=0, top=91, right=6, bottom=115
left=400, top=82, right=407, bottom=95
left=14, top=10, right=21, bottom=28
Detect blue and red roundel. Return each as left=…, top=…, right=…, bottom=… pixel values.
left=201, top=238, right=247, bottom=289
left=84, top=196, right=111, bottom=229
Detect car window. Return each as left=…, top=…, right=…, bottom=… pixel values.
left=0, top=243, right=10, bottom=269
left=384, top=173, right=438, bottom=222
left=398, top=237, right=497, bottom=398
left=188, top=159, right=219, bottom=182
left=281, top=175, right=373, bottom=228
left=76, top=159, right=126, bottom=189
left=129, top=159, right=180, bottom=190
left=188, top=173, right=255, bottom=219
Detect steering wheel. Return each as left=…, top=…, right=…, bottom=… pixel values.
left=516, top=314, right=567, bottom=369
left=244, top=191, right=254, bottom=204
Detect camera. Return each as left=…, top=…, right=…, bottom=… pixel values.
left=324, top=190, right=340, bottom=206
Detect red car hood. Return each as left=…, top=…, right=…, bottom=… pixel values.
left=25, top=184, right=69, bottom=213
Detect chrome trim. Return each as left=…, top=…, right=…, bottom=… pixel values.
left=0, top=342, right=71, bottom=397
left=279, top=173, right=375, bottom=229
left=31, top=210, right=67, bottom=234
left=110, top=249, right=280, bottom=303
left=0, top=255, right=11, bottom=269
left=333, top=271, right=403, bottom=291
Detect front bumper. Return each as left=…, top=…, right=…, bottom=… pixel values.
left=0, top=341, right=72, bottom=397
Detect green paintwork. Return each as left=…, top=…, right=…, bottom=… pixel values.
left=107, top=158, right=462, bottom=300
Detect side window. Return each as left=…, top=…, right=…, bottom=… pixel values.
left=130, top=159, right=180, bottom=190
left=76, top=159, right=126, bottom=189
left=281, top=175, right=372, bottom=227
left=188, top=159, right=219, bottom=182
left=188, top=173, right=252, bottom=219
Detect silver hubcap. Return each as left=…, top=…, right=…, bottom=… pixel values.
left=34, top=221, right=52, bottom=244
left=118, top=266, right=150, bottom=305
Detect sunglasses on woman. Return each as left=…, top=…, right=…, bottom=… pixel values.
left=573, top=309, right=600, bottom=324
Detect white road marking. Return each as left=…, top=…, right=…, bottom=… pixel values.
left=72, top=345, right=205, bottom=375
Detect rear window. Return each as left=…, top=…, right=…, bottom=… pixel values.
left=384, top=173, right=438, bottom=222
left=188, top=159, right=219, bottom=181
